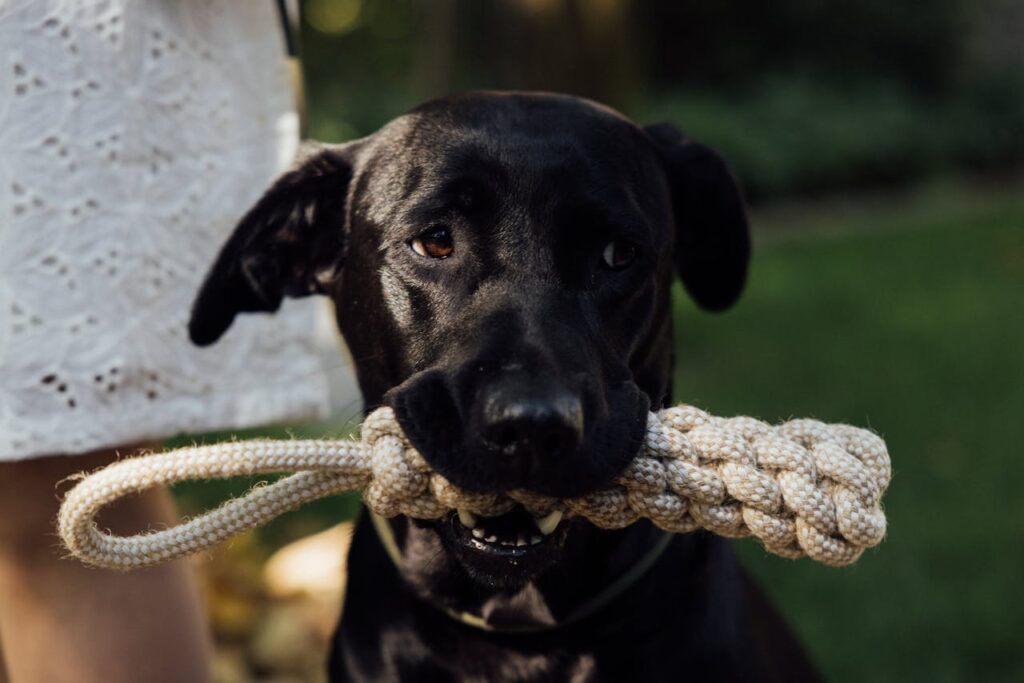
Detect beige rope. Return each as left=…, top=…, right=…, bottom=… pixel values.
left=58, top=405, right=890, bottom=570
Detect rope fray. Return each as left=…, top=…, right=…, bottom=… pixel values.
left=58, top=405, right=891, bottom=570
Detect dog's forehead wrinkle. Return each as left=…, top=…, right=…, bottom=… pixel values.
left=486, top=229, right=551, bottom=277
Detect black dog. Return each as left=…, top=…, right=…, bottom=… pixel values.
left=190, top=92, right=818, bottom=682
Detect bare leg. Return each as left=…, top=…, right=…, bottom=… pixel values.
left=0, top=446, right=211, bottom=683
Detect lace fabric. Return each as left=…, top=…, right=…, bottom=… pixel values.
left=0, top=0, right=333, bottom=459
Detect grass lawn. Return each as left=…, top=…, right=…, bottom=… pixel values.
left=174, top=178, right=1024, bottom=682
left=673, top=180, right=1024, bottom=682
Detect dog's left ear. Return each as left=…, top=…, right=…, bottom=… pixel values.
left=188, top=140, right=363, bottom=346
left=644, top=122, right=750, bottom=311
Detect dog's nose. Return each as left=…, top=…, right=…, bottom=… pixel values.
left=479, top=379, right=584, bottom=466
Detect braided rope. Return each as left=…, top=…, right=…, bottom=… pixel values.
left=58, top=405, right=890, bottom=570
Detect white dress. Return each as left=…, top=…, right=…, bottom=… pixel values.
left=0, top=0, right=334, bottom=459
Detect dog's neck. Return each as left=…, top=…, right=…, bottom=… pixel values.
left=380, top=514, right=674, bottom=632
left=333, top=510, right=774, bottom=682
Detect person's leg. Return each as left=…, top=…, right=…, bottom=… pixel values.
left=0, top=640, right=8, bottom=682
left=0, top=447, right=211, bottom=683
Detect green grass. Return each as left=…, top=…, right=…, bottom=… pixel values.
left=673, top=181, right=1024, bottom=681
left=174, top=179, right=1024, bottom=680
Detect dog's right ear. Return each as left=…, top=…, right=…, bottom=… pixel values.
left=188, top=141, right=363, bottom=346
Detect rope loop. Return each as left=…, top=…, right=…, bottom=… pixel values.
left=58, top=405, right=890, bottom=569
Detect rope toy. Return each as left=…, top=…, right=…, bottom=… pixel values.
left=58, top=404, right=890, bottom=570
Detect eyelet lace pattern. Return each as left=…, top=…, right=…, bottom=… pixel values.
left=0, top=0, right=330, bottom=459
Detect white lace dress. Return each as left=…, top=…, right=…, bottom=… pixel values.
left=0, top=0, right=334, bottom=459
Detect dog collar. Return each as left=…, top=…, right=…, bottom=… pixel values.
left=369, top=510, right=673, bottom=634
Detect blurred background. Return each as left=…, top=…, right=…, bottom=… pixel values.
left=173, top=1, right=1024, bottom=681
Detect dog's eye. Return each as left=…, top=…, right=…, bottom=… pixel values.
left=410, top=227, right=454, bottom=259
left=601, top=240, right=637, bottom=270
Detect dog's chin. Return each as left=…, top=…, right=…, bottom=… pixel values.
left=431, top=505, right=572, bottom=590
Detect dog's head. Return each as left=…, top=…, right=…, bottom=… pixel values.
left=190, top=92, right=748, bottom=593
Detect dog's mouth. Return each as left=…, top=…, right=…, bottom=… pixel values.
left=432, top=504, right=572, bottom=585
left=445, top=505, right=566, bottom=557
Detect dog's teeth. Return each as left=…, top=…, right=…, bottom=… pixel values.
left=533, top=510, right=563, bottom=535
left=457, top=509, right=477, bottom=528
left=530, top=535, right=542, bottom=545
left=471, top=527, right=485, bottom=539
left=485, top=535, right=498, bottom=543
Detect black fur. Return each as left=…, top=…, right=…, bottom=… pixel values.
left=190, top=92, right=817, bottom=682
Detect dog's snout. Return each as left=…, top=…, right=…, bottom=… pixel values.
left=480, top=380, right=583, bottom=465
left=389, top=364, right=647, bottom=496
